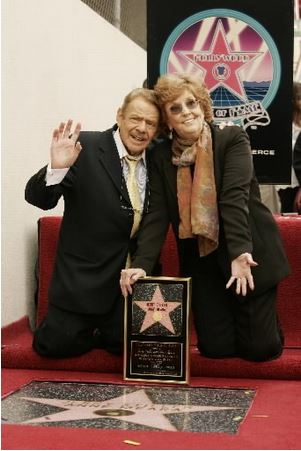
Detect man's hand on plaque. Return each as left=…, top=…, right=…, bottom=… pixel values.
left=120, top=268, right=146, bottom=297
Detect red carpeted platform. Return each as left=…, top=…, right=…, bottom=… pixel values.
left=2, top=215, right=301, bottom=379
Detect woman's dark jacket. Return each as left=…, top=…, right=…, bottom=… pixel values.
left=132, top=124, right=290, bottom=296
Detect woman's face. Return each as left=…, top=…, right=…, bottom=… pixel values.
left=164, top=89, right=204, bottom=140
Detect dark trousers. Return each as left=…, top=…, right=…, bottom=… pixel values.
left=33, top=300, right=124, bottom=358
left=181, top=242, right=283, bottom=362
left=278, top=186, right=299, bottom=213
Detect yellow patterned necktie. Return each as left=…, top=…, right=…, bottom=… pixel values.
left=125, top=155, right=142, bottom=269
left=125, top=155, right=142, bottom=238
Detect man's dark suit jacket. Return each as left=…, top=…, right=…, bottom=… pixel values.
left=133, top=124, right=290, bottom=297
left=25, top=126, right=150, bottom=314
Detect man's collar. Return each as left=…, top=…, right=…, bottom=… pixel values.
left=113, top=128, right=146, bottom=164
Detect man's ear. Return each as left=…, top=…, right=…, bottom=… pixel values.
left=116, top=108, right=123, bottom=126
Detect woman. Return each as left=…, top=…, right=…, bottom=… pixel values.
left=120, top=73, right=290, bottom=362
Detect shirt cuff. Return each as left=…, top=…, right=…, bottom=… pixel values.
left=46, top=164, right=69, bottom=186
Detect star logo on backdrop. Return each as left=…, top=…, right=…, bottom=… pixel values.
left=20, top=389, right=237, bottom=431
left=134, top=285, right=181, bottom=333
left=179, top=20, right=262, bottom=100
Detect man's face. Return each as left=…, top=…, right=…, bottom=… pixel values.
left=117, top=97, right=159, bottom=156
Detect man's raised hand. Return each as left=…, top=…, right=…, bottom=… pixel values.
left=51, top=120, right=82, bottom=169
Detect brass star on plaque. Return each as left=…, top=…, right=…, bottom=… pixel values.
left=134, top=285, right=181, bottom=333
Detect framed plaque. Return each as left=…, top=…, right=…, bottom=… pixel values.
left=123, top=276, right=191, bottom=384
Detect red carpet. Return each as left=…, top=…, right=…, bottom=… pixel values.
left=2, top=368, right=301, bottom=450
left=2, top=315, right=301, bottom=379
left=2, top=215, right=301, bottom=379
left=2, top=216, right=301, bottom=449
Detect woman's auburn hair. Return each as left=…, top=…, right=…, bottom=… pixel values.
left=154, top=72, right=214, bottom=123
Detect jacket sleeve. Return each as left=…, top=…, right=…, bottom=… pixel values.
left=217, top=127, right=253, bottom=260
left=25, top=165, right=64, bottom=210
left=293, top=131, right=301, bottom=185
left=131, top=147, right=171, bottom=273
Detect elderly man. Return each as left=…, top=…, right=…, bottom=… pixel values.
left=25, top=88, right=160, bottom=357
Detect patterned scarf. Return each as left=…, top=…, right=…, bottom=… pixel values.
left=172, top=122, right=219, bottom=256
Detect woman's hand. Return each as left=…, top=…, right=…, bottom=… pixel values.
left=226, top=253, right=258, bottom=296
left=120, top=268, right=146, bottom=297
left=51, top=119, right=82, bottom=169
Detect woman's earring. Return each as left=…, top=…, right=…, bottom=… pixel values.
left=168, top=128, right=173, bottom=139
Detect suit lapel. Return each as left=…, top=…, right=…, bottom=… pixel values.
left=210, top=124, right=222, bottom=194
left=143, top=153, right=151, bottom=213
left=97, top=129, right=131, bottom=205
left=162, top=144, right=178, bottom=202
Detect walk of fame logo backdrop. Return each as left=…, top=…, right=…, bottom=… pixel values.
left=147, top=0, right=294, bottom=183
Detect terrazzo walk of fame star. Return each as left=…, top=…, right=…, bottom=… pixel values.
left=1, top=381, right=255, bottom=434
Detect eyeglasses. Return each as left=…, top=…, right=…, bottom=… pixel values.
left=169, top=99, right=199, bottom=115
